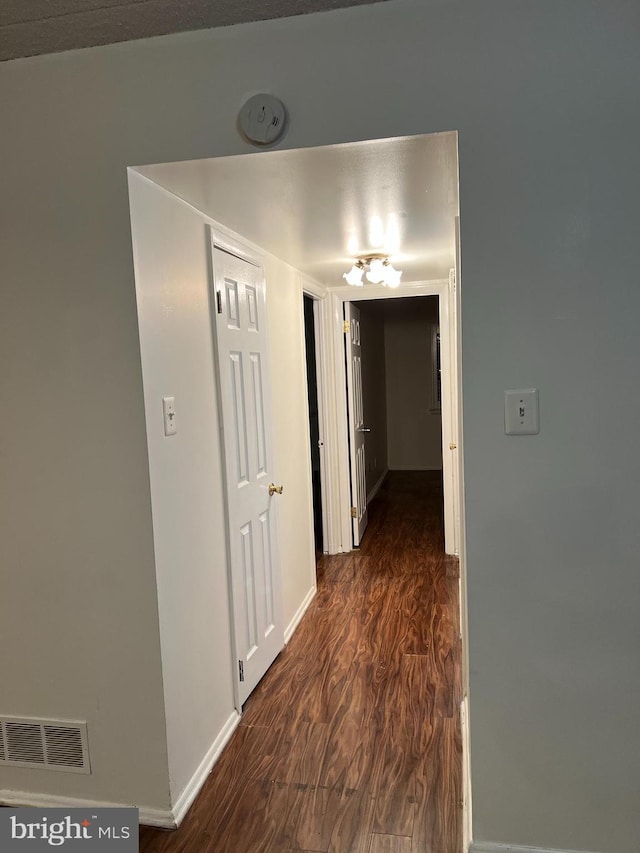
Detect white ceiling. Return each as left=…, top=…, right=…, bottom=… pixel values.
left=0, top=0, right=386, bottom=62
left=136, top=132, right=459, bottom=287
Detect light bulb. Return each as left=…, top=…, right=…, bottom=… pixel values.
left=366, top=258, right=385, bottom=284
left=343, top=264, right=364, bottom=286
left=383, top=263, right=402, bottom=288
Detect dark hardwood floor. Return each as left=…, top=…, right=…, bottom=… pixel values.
left=140, top=471, right=462, bottom=853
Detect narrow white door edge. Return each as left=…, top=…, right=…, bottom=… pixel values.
left=344, top=302, right=368, bottom=545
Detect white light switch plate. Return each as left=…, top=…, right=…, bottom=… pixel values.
left=504, top=388, right=539, bottom=435
left=162, top=396, right=177, bottom=436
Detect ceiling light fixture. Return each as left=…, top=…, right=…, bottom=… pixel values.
left=343, top=255, right=402, bottom=288
left=343, top=262, right=365, bottom=287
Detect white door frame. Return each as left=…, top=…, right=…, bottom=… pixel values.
left=323, top=279, right=460, bottom=556
left=300, top=276, right=333, bottom=554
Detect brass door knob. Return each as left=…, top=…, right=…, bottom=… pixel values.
left=269, top=483, right=284, bottom=496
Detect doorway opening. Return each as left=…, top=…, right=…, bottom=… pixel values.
left=327, top=275, right=461, bottom=560
left=128, top=129, right=469, bottom=848
left=344, top=295, right=443, bottom=549
left=303, top=294, right=323, bottom=557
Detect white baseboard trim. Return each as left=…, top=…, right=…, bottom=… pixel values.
left=170, top=709, right=241, bottom=827
left=0, top=789, right=175, bottom=829
left=366, top=469, right=388, bottom=505
left=0, top=710, right=243, bottom=831
left=139, top=807, right=176, bottom=828
left=471, top=843, right=601, bottom=853
left=284, top=585, right=316, bottom=644
left=461, top=695, right=472, bottom=852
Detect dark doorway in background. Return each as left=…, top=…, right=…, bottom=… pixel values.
left=304, top=296, right=323, bottom=554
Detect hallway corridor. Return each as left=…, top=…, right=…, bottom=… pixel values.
left=140, top=471, right=462, bottom=853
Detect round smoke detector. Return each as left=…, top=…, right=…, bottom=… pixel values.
left=238, top=94, right=288, bottom=146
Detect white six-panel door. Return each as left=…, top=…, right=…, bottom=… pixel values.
left=211, top=241, right=284, bottom=706
left=344, top=302, right=368, bottom=546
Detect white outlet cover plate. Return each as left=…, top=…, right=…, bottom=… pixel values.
left=162, top=396, right=177, bottom=436
left=504, top=388, right=539, bottom=435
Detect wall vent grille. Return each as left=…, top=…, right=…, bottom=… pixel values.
left=0, top=717, right=90, bottom=774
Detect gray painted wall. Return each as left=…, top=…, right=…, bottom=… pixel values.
left=384, top=297, right=442, bottom=471
left=1, top=1, right=639, bottom=849
left=358, top=297, right=442, bottom=481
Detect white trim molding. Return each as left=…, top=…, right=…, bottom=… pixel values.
left=326, top=279, right=458, bottom=555
left=170, top=710, right=241, bottom=826
left=138, top=807, right=176, bottom=828
left=471, top=844, right=602, bottom=853
left=300, top=274, right=328, bottom=300
left=0, top=789, right=175, bottom=829
left=330, top=279, right=452, bottom=302
left=284, top=585, right=316, bottom=644
left=461, top=694, right=472, bottom=851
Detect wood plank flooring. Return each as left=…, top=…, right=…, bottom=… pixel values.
left=140, top=471, right=462, bottom=853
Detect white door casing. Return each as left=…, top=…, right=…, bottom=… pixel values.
left=301, top=276, right=332, bottom=555
left=344, top=302, right=368, bottom=546
left=328, top=281, right=458, bottom=556
left=437, top=282, right=457, bottom=556
left=210, top=238, right=284, bottom=706
left=448, top=266, right=460, bottom=556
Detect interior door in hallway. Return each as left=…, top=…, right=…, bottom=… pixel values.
left=211, top=243, right=284, bottom=706
left=345, top=301, right=368, bottom=546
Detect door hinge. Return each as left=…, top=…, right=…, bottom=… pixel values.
left=216, top=290, right=222, bottom=314
left=238, top=660, right=244, bottom=682
left=343, top=320, right=351, bottom=334
left=351, top=506, right=357, bottom=518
